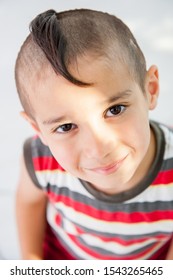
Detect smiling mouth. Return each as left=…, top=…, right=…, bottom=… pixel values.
left=86, top=155, right=128, bottom=175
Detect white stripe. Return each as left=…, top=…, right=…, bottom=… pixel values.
left=35, top=172, right=47, bottom=187
left=53, top=202, right=173, bottom=235
left=160, top=124, right=173, bottom=160
left=126, top=183, right=173, bottom=203
left=63, top=218, right=78, bottom=235
left=36, top=171, right=94, bottom=198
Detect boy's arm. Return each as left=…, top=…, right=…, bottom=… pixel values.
left=16, top=154, right=47, bottom=260
left=165, top=238, right=173, bottom=260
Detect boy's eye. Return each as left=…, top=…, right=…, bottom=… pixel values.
left=106, top=105, right=126, bottom=117
left=56, top=123, right=76, bottom=133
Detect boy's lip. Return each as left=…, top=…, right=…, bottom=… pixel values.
left=86, top=155, right=128, bottom=175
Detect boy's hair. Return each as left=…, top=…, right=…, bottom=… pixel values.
left=15, top=9, right=146, bottom=118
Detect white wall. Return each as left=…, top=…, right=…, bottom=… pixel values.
left=0, top=0, right=173, bottom=259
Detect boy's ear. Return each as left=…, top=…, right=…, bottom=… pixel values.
left=145, top=65, right=159, bottom=110
left=20, top=111, right=48, bottom=146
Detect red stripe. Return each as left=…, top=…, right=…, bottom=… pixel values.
left=48, top=192, right=173, bottom=223
left=152, top=169, right=173, bottom=185
left=33, top=156, right=65, bottom=171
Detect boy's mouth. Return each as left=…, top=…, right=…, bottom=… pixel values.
left=85, top=155, right=128, bottom=175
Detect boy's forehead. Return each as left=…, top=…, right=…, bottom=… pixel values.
left=25, top=36, right=129, bottom=99
left=29, top=53, right=131, bottom=105
left=32, top=57, right=131, bottom=104
left=26, top=48, right=134, bottom=118
left=29, top=54, right=140, bottom=125
left=69, top=53, right=128, bottom=84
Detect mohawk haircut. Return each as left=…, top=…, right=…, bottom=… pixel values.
left=15, top=8, right=146, bottom=117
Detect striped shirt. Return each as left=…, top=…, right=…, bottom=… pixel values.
left=24, top=121, right=173, bottom=259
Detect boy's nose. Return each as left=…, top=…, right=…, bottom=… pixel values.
left=81, top=126, right=116, bottom=160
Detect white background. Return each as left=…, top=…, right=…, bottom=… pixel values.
left=0, top=0, right=173, bottom=259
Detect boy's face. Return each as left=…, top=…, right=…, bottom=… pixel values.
left=26, top=57, right=159, bottom=195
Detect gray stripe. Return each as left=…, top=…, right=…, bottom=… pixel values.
left=23, top=137, right=42, bottom=189
left=48, top=185, right=173, bottom=213
left=161, top=158, right=173, bottom=171
left=73, top=222, right=172, bottom=240
left=32, top=137, right=52, bottom=157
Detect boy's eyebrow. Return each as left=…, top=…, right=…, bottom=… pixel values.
left=43, top=115, right=67, bottom=126
left=42, top=90, right=132, bottom=126
left=104, top=90, right=132, bottom=104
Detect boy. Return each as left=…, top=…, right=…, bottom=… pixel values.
left=15, top=8, right=173, bottom=260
